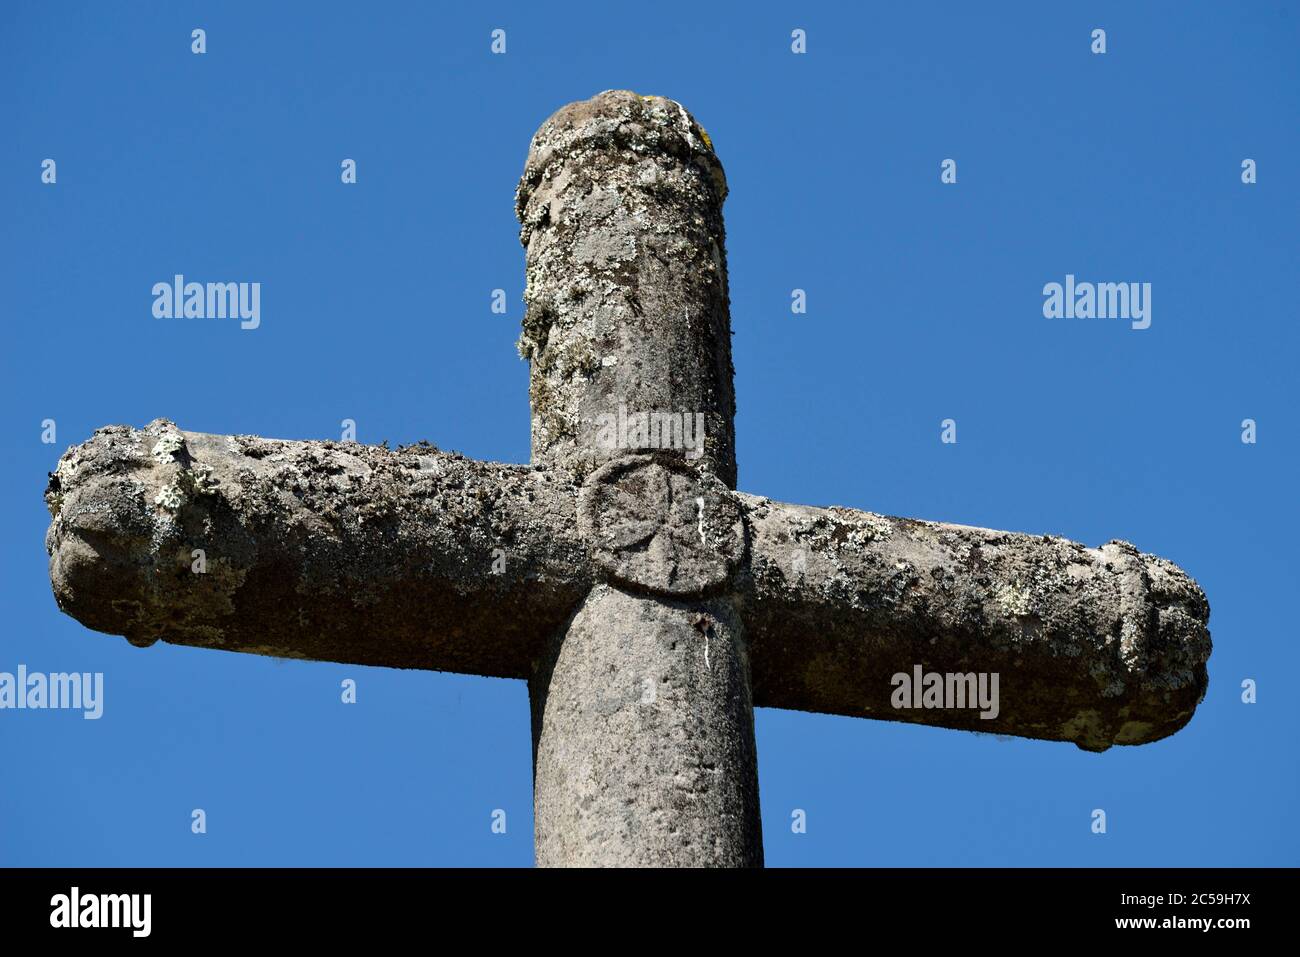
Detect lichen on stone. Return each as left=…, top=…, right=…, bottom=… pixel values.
left=994, top=581, right=1036, bottom=618
left=154, top=481, right=185, bottom=512
left=151, top=432, right=187, bottom=463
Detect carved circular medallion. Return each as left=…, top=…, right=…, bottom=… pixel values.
left=578, top=453, right=747, bottom=597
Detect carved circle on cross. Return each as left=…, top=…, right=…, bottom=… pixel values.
left=578, top=452, right=748, bottom=598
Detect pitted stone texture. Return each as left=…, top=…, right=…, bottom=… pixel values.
left=45, top=421, right=591, bottom=676
left=517, top=90, right=725, bottom=220
left=516, top=90, right=738, bottom=488
left=530, top=586, right=763, bottom=868
left=579, top=454, right=747, bottom=597
left=738, top=497, right=1212, bottom=751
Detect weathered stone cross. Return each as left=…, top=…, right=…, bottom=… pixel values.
left=44, top=91, right=1211, bottom=867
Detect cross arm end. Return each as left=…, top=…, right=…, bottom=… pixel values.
left=736, top=495, right=1211, bottom=752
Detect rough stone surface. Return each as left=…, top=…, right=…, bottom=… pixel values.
left=516, top=91, right=762, bottom=868
left=578, top=453, right=747, bottom=598
left=516, top=89, right=736, bottom=487
left=45, top=419, right=590, bottom=675
left=43, top=90, right=1213, bottom=867
left=45, top=421, right=1209, bottom=751
left=530, top=586, right=762, bottom=867
left=737, top=499, right=1211, bottom=752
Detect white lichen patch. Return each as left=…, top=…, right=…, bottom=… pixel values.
left=46, top=454, right=80, bottom=516
left=154, top=481, right=185, bottom=511
left=994, top=581, right=1036, bottom=617
left=151, top=432, right=186, bottom=463
left=852, top=513, right=893, bottom=545
left=151, top=451, right=218, bottom=513
left=189, top=462, right=219, bottom=491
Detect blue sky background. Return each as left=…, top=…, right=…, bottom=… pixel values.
left=2, top=1, right=1296, bottom=867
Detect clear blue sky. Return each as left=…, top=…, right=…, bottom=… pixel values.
left=2, top=1, right=1296, bottom=867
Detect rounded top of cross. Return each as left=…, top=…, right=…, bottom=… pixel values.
left=516, top=89, right=726, bottom=214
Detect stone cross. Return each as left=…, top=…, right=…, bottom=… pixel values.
left=44, top=91, right=1212, bottom=868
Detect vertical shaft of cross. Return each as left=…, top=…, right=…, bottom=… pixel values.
left=517, top=91, right=762, bottom=866
left=530, top=589, right=762, bottom=866
left=515, top=90, right=737, bottom=488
